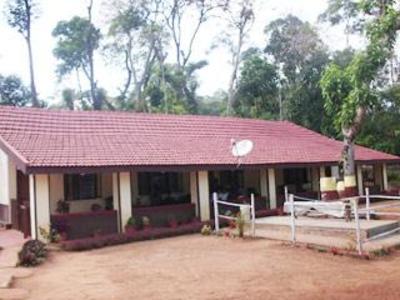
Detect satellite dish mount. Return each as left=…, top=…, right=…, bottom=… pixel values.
left=231, top=138, right=254, bottom=167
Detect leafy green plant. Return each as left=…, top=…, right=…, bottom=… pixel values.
left=39, top=225, right=60, bottom=243
left=18, top=240, right=47, bottom=267
left=201, top=224, right=212, bottom=236
left=142, top=216, right=151, bottom=228
left=126, top=217, right=136, bottom=227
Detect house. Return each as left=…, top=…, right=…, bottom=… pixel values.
left=0, top=106, right=398, bottom=241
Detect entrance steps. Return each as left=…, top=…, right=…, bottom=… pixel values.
left=254, top=216, right=400, bottom=241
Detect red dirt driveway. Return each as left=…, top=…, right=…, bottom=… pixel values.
left=16, top=235, right=400, bottom=300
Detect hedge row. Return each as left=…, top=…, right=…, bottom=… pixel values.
left=61, top=221, right=204, bottom=251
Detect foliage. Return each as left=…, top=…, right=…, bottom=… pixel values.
left=320, top=1, right=400, bottom=176
left=52, top=17, right=101, bottom=78
left=142, top=216, right=151, bottom=227
left=56, top=199, right=70, bottom=214
left=0, top=74, right=31, bottom=106
left=5, top=0, right=39, bottom=107
left=39, top=226, right=60, bottom=243
left=265, top=15, right=331, bottom=132
left=126, top=216, right=136, bottom=227
left=201, top=224, right=212, bottom=236
left=62, top=221, right=204, bottom=251
left=234, top=50, right=279, bottom=119
left=18, top=240, right=47, bottom=267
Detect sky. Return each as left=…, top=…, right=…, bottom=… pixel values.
left=0, top=0, right=360, bottom=104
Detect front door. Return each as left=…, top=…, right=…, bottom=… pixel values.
left=16, top=171, right=31, bottom=238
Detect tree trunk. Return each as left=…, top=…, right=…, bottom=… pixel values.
left=24, top=0, right=39, bottom=107
left=26, top=38, right=39, bottom=107
left=87, top=0, right=100, bottom=110
left=342, top=106, right=365, bottom=196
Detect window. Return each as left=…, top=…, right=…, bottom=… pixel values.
left=64, top=174, right=100, bottom=200
left=138, top=172, right=184, bottom=196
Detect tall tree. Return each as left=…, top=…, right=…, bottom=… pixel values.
left=0, top=74, right=31, bottom=107
left=162, top=0, right=228, bottom=69
left=52, top=1, right=102, bottom=110
left=234, top=49, right=279, bottom=119
left=106, top=0, right=167, bottom=109
left=223, top=0, right=254, bottom=115
left=320, top=1, right=400, bottom=191
left=6, top=0, right=39, bottom=107
left=265, top=15, right=330, bottom=131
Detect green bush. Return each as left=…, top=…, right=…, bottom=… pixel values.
left=18, top=240, right=47, bottom=267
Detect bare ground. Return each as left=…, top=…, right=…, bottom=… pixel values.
left=15, top=235, right=400, bottom=300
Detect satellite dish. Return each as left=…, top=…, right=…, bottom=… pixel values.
left=231, top=139, right=254, bottom=157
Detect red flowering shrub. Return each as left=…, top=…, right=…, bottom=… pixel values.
left=61, top=221, right=204, bottom=251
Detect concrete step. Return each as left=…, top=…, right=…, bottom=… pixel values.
left=255, top=219, right=400, bottom=240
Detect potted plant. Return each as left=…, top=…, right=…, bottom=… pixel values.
left=125, top=217, right=137, bottom=235
left=56, top=199, right=70, bottom=214
left=167, top=216, right=178, bottom=228
left=142, top=216, right=151, bottom=230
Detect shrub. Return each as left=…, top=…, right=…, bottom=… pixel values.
left=201, top=224, right=212, bottom=236
left=18, top=240, right=47, bottom=267
left=62, top=222, right=203, bottom=251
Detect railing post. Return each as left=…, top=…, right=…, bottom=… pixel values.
left=352, top=198, right=363, bottom=255
left=213, top=192, right=219, bottom=232
left=365, top=187, right=370, bottom=221
left=289, top=194, right=296, bottom=243
left=250, top=193, right=256, bottom=237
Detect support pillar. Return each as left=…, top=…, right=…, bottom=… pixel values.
left=29, top=174, right=50, bottom=241
left=357, top=165, right=364, bottom=196
left=382, top=163, right=388, bottom=191
left=113, top=172, right=132, bottom=232
left=320, top=166, right=326, bottom=178
left=198, top=171, right=210, bottom=221
left=190, top=172, right=199, bottom=217
left=260, top=169, right=268, bottom=208
left=268, top=168, right=277, bottom=209
left=311, top=167, right=319, bottom=192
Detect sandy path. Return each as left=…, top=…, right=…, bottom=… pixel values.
left=15, top=235, right=400, bottom=300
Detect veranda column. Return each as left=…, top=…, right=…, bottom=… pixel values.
left=197, top=171, right=210, bottom=221
left=382, top=163, right=389, bottom=191
left=29, top=174, right=50, bottom=241
left=357, top=165, right=364, bottom=196
left=259, top=169, right=268, bottom=207
left=267, top=168, right=277, bottom=209
left=319, top=166, right=326, bottom=178
left=311, top=167, right=319, bottom=192
left=190, top=172, right=199, bottom=217
left=112, top=172, right=132, bottom=232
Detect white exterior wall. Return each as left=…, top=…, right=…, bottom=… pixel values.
left=198, top=171, right=210, bottom=221
left=0, top=149, right=17, bottom=223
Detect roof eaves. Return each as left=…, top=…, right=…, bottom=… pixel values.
left=0, top=135, right=28, bottom=173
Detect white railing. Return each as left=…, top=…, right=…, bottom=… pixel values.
left=213, top=192, right=256, bottom=237
left=286, top=195, right=363, bottom=254
left=286, top=188, right=400, bottom=255
left=361, top=187, right=400, bottom=220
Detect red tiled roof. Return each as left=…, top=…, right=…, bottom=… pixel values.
left=0, top=106, right=398, bottom=173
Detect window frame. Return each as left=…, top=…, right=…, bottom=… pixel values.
left=64, top=173, right=101, bottom=201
